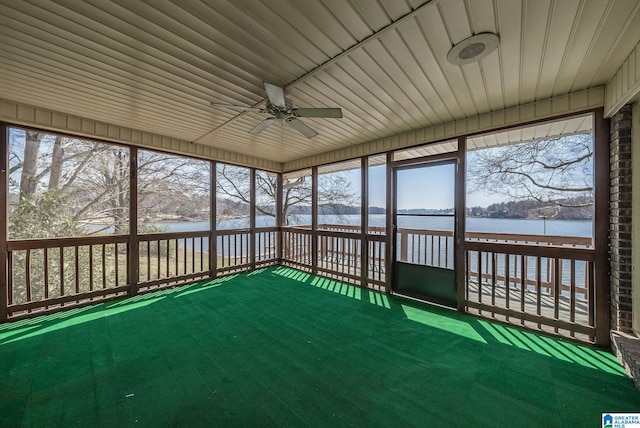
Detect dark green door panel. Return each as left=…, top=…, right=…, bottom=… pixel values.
left=393, top=262, right=456, bottom=308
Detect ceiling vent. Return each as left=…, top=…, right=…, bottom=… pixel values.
left=447, top=33, right=500, bottom=65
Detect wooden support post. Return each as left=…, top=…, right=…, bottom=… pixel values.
left=593, top=108, right=610, bottom=347
left=361, top=157, right=368, bottom=288
left=455, top=136, right=467, bottom=312
left=210, top=161, right=217, bottom=278
left=312, top=166, right=318, bottom=274
left=0, top=124, right=8, bottom=321
left=385, top=152, right=394, bottom=294
left=128, top=147, right=139, bottom=296
left=250, top=168, right=256, bottom=270
left=276, top=172, right=283, bottom=262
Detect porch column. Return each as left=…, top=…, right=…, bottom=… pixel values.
left=361, top=157, right=368, bottom=287
left=385, top=152, right=393, bottom=294
left=312, top=166, right=318, bottom=274
left=609, top=105, right=633, bottom=336
left=250, top=168, right=256, bottom=270
left=276, top=172, right=283, bottom=262
left=210, top=161, right=217, bottom=278
left=455, top=136, right=467, bottom=312
left=128, top=147, right=139, bottom=295
left=594, top=107, right=612, bottom=347
left=0, top=124, right=8, bottom=321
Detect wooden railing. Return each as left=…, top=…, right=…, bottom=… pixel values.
left=215, top=227, right=279, bottom=274
left=138, top=231, right=211, bottom=291
left=465, top=241, right=595, bottom=341
left=7, top=235, right=129, bottom=318
left=366, top=236, right=386, bottom=287
left=254, top=227, right=279, bottom=266
left=4, top=223, right=596, bottom=341
left=396, top=228, right=454, bottom=269
left=281, top=225, right=386, bottom=290
left=216, top=229, right=251, bottom=274
left=5, top=227, right=281, bottom=319
left=281, top=227, right=313, bottom=270
left=316, top=229, right=362, bottom=283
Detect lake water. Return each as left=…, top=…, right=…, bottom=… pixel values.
left=131, top=215, right=591, bottom=289
left=146, top=214, right=592, bottom=238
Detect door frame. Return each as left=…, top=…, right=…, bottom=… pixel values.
left=390, top=154, right=459, bottom=307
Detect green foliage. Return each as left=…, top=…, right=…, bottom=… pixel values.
left=9, top=190, right=79, bottom=239
left=8, top=191, right=128, bottom=307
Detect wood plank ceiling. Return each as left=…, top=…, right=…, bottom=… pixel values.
left=0, top=0, right=639, bottom=166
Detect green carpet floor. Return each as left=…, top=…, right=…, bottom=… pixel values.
left=1, top=266, right=638, bottom=427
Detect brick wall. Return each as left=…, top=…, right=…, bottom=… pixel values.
left=610, top=105, right=633, bottom=332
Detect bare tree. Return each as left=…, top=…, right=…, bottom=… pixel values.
left=19, top=131, right=43, bottom=200
left=9, top=129, right=210, bottom=237
left=468, top=134, right=593, bottom=208
left=48, top=136, right=65, bottom=189
left=216, top=164, right=357, bottom=226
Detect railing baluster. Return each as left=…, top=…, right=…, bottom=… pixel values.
left=505, top=253, right=510, bottom=320
left=102, top=244, right=107, bottom=289
left=477, top=250, right=482, bottom=306
left=183, top=238, right=187, bottom=275
left=44, top=248, right=50, bottom=300
left=588, top=261, right=595, bottom=328
left=116, top=243, right=122, bottom=288
left=174, top=239, right=179, bottom=278
left=60, top=246, right=65, bottom=303
left=520, top=255, right=525, bottom=323
left=25, top=249, right=32, bottom=306
left=570, top=259, right=576, bottom=326
left=234, top=233, right=238, bottom=266
left=88, top=245, right=94, bottom=293
left=7, top=251, right=13, bottom=306
left=491, top=252, right=496, bottom=309
left=165, top=240, right=170, bottom=279
left=191, top=237, right=195, bottom=273
left=430, top=235, right=435, bottom=266
left=536, top=256, right=542, bottom=329
left=145, top=240, right=150, bottom=281
left=554, top=257, right=561, bottom=333
left=465, top=250, right=470, bottom=301
left=75, top=245, right=80, bottom=297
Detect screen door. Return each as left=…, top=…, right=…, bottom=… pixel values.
left=393, top=161, right=457, bottom=307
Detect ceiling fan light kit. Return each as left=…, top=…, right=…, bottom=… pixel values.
left=211, top=82, right=343, bottom=138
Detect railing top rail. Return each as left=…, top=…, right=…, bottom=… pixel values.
left=466, top=231, right=592, bottom=246
left=392, top=228, right=591, bottom=246
left=7, top=225, right=592, bottom=252
left=317, top=224, right=386, bottom=232
left=316, top=229, right=361, bottom=239
left=138, top=230, right=210, bottom=240
left=8, top=234, right=129, bottom=250
left=281, top=226, right=313, bottom=233
left=466, top=240, right=594, bottom=261
left=398, top=228, right=454, bottom=237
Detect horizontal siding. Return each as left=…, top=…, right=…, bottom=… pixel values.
left=0, top=98, right=283, bottom=172
left=282, top=87, right=605, bottom=171
left=605, top=40, right=640, bottom=117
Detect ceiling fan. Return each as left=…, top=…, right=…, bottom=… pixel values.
left=210, top=82, right=342, bottom=138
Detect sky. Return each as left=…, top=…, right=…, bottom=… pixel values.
left=365, top=162, right=506, bottom=210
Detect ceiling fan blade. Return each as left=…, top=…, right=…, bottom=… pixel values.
left=293, top=108, right=343, bottom=118
left=263, top=82, right=287, bottom=109
left=210, top=102, right=265, bottom=113
left=286, top=117, right=318, bottom=138
left=249, top=117, right=276, bottom=134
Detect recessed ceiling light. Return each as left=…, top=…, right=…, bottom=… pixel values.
left=447, top=33, right=500, bottom=65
